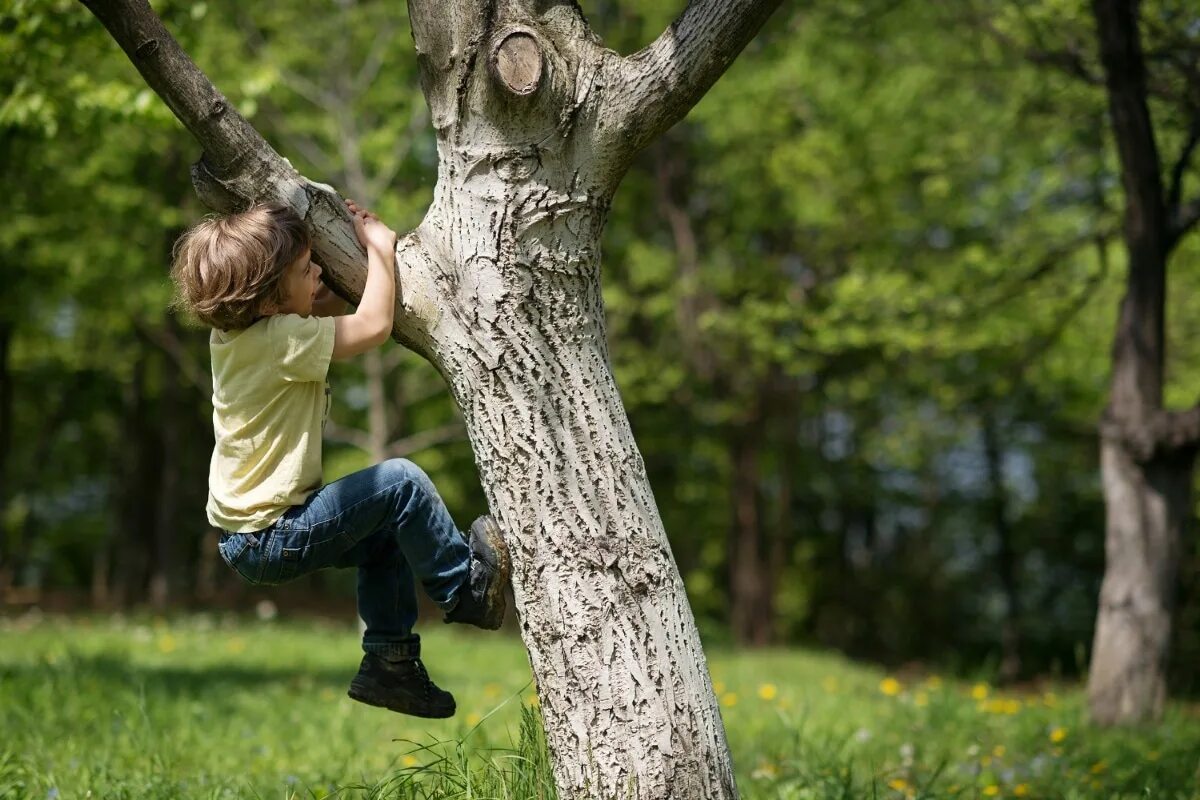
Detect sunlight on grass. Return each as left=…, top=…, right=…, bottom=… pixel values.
left=2, top=613, right=1198, bottom=799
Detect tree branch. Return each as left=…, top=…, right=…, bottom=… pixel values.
left=80, top=0, right=439, bottom=356
left=388, top=422, right=466, bottom=458
left=606, top=0, right=784, bottom=157
left=1173, top=196, right=1200, bottom=243
left=323, top=419, right=373, bottom=452
left=134, top=319, right=210, bottom=396
left=1166, top=117, right=1200, bottom=245
left=1101, top=405, right=1200, bottom=462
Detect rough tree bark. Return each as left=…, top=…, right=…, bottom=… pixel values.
left=1087, top=0, right=1200, bottom=726
left=81, top=0, right=783, bottom=794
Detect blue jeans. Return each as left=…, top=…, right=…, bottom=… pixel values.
left=217, top=458, right=470, bottom=659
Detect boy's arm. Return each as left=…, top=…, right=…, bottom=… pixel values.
left=332, top=201, right=398, bottom=360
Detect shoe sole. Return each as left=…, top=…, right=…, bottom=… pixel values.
left=347, top=681, right=456, bottom=719
left=472, top=517, right=511, bottom=630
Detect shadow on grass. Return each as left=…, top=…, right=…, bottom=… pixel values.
left=0, top=651, right=357, bottom=698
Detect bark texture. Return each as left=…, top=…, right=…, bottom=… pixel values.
left=82, top=0, right=783, bottom=794
left=1087, top=0, right=1199, bottom=725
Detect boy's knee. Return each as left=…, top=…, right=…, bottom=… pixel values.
left=382, top=458, right=432, bottom=491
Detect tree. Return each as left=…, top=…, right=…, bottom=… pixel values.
left=1086, top=0, right=1200, bottom=725
left=79, top=0, right=781, bottom=796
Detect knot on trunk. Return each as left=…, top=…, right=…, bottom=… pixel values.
left=490, top=29, right=543, bottom=96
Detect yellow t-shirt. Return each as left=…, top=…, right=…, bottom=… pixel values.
left=206, top=314, right=335, bottom=533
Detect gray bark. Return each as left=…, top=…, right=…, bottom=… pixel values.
left=1089, top=440, right=1188, bottom=722
left=82, top=0, right=783, bottom=794
left=1087, top=0, right=1198, bottom=725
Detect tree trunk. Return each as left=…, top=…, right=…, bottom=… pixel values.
left=729, top=429, right=771, bottom=647
left=436, top=299, right=736, bottom=796
left=1089, top=441, right=1190, bottom=722
left=364, top=348, right=390, bottom=463
left=0, top=321, right=12, bottom=597
left=150, top=326, right=182, bottom=609
left=981, top=413, right=1022, bottom=683
left=1086, top=0, right=1197, bottom=725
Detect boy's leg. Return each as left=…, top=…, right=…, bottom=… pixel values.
left=295, top=458, right=470, bottom=645
left=285, top=458, right=471, bottom=717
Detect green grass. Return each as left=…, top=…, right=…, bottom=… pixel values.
left=1, top=613, right=1197, bottom=799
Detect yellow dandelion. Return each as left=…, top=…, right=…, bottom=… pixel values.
left=757, top=683, right=778, bottom=701
left=879, top=677, right=902, bottom=696
left=1013, top=784, right=1029, bottom=797
left=980, top=756, right=992, bottom=768
left=402, top=755, right=418, bottom=768
left=887, top=778, right=911, bottom=792
left=980, top=699, right=1010, bottom=714
left=914, top=691, right=929, bottom=707
left=982, top=785, right=1000, bottom=797
left=721, top=692, right=739, bottom=708
left=821, top=676, right=839, bottom=693
left=483, top=683, right=501, bottom=699
left=1049, top=727, right=1068, bottom=743
left=466, top=712, right=482, bottom=726
left=528, top=695, right=540, bottom=708
left=971, top=682, right=990, bottom=700
left=992, top=745, right=1006, bottom=758
left=752, top=761, right=779, bottom=779
left=157, top=634, right=177, bottom=654
left=1089, top=761, right=1106, bottom=774
left=225, top=637, right=246, bottom=654
left=1002, top=699, right=1021, bottom=715
left=713, top=680, right=727, bottom=695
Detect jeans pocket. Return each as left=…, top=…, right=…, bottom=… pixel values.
left=276, top=544, right=304, bottom=584
left=219, top=532, right=267, bottom=585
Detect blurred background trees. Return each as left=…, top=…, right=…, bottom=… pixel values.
left=3, top=0, right=1198, bottom=700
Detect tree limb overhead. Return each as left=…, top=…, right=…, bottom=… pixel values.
left=79, top=0, right=434, bottom=352
left=604, top=0, right=785, bottom=158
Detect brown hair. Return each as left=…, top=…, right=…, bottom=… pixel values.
left=171, top=203, right=310, bottom=331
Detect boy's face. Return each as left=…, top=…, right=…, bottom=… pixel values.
left=274, top=248, right=322, bottom=317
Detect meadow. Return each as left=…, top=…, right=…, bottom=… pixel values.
left=1, top=612, right=1197, bottom=799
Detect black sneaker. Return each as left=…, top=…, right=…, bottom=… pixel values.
left=347, top=653, right=456, bottom=719
left=444, top=515, right=511, bottom=630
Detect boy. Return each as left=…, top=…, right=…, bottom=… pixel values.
left=171, top=199, right=509, bottom=719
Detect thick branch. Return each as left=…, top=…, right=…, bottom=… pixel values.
left=1166, top=118, right=1199, bottom=215
left=1167, top=118, right=1200, bottom=245
left=1092, top=0, right=1169, bottom=244
left=1101, top=405, right=1200, bottom=462
left=607, top=0, right=784, bottom=157
left=79, top=0, right=437, bottom=354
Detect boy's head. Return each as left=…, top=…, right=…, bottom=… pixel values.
left=171, top=203, right=321, bottom=330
